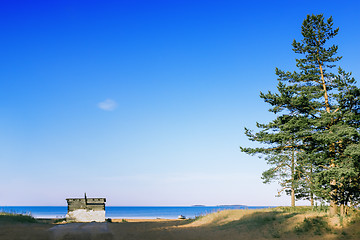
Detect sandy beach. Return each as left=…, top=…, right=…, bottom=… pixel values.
left=111, top=218, right=182, bottom=222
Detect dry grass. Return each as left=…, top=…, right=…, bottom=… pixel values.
left=107, top=208, right=360, bottom=240
left=1, top=208, right=360, bottom=239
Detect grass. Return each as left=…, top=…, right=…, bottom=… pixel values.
left=294, top=216, right=331, bottom=235
left=219, top=211, right=280, bottom=230
left=215, top=210, right=297, bottom=239
left=187, top=214, right=204, bottom=223
left=185, top=206, right=360, bottom=239
left=0, top=212, right=37, bottom=223
left=276, top=205, right=328, bottom=214
left=349, top=210, right=360, bottom=224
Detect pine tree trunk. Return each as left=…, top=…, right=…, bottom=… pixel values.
left=310, top=166, right=314, bottom=207
left=291, top=149, right=295, bottom=207
left=330, top=200, right=338, bottom=216
left=329, top=178, right=338, bottom=216
left=329, top=154, right=337, bottom=216
left=318, top=62, right=330, bottom=113
left=318, top=58, right=339, bottom=216
left=340, top=204, right=345, bottom=216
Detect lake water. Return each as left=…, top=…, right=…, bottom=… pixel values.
left=0, top=206, right=272, bottom=219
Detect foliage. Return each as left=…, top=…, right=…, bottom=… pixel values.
left=241, top=14, right=360, bottom=211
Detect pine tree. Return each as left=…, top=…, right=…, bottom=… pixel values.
left=261, top=147, right=298, bottom=206
left=241, top=14, right=360, bottom=214
left=293, top=155, right=317, bottom=206
left=241, top=107, right=310, bottom=207
left=310, top=67, right=360, bottom=215
left=289, top=15, right=360, bottom=215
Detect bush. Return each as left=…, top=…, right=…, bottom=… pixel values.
left=54, top=218, right=66, bottom=223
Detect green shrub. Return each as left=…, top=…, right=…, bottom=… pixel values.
left=54, top=218, right=66, bottom=223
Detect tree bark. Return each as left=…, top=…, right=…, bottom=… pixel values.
left=329, top=177, right=338, bottom=216
left=317, top=55, right=338, bottom=216
left=310, top=166, right=314, bottom=206
left=340, top=204, right=345, bottom=216
left=329, top=154, right=337, bottom=216
left=291, top=149, right=295, bottom=207
left=330, top=200, right=338, bottom=216
left=318, top=63, right=330, bottom=113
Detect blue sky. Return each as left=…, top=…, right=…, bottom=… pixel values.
left=1, top=0, right=359, bottom=206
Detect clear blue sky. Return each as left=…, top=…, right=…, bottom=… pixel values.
left=1, top=0, right=359, bottom=206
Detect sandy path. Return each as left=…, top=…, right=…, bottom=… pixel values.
left=48, top=222, right=113, bottom=240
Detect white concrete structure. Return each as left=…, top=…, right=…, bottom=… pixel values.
left=65, top=209, right=105, bottom=223
left=66, top=194, right=106, bottom=222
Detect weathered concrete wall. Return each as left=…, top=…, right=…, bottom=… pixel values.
left=66, top=199, right=87, bottom=211
left=66, top=198, right=106, bottom=211
left=66, top=209, right=106, bottom=222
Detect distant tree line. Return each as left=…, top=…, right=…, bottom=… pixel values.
left=241, top=14, right=360, bottom=216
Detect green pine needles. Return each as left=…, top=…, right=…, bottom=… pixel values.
left=241, top=14, right=360, bottom=215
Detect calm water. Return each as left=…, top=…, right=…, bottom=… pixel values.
left=0, top=206, right=272, bottom=219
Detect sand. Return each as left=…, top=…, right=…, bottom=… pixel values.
left=111, top=218, right=182, bottom=222
left=1, top=210, right=360, bottom=240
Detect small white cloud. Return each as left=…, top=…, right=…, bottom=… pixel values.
left=97, top=99, right=117, bottom=111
